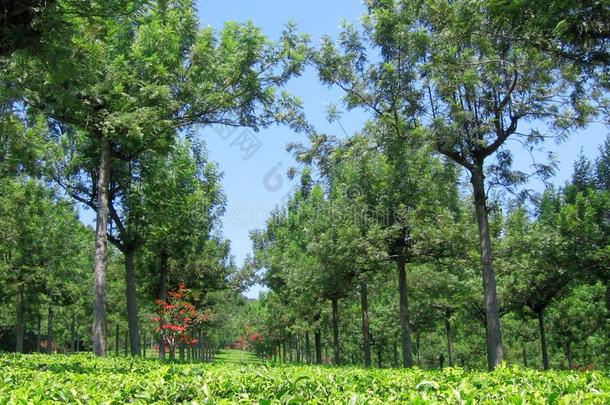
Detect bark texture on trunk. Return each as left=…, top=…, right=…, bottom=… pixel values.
left=92, top=136, right=110, bottom=356
left=331, top=296, right=340, bottom=365
left=46, top=306, right=54, bottom=354
left=537, top=310, right=549, bottom=370
left=397, top=257, right=413, bottom=367
left=471, top=166, right=504, bottom=370
left=360, top=281, right=372, bottom=367
left=124, top=249, right=141, bottom=356
left=15, top=285, right=25, bottom=353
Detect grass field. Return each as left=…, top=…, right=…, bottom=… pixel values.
left=214, top=349, right=261, bottom=364
left=0, top=352, right=608, bottom=403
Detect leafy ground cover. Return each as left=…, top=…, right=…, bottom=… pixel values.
left=0, top=353, right=608, bottom=404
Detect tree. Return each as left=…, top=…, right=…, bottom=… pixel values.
left=17, top=0, right=308, bottom=356
left=498, top=202, right=571, bottom=370
left=355, top=0, right=592, bottom=369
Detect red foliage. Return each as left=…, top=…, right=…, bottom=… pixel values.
left=153, top=284, right=206, bottom=357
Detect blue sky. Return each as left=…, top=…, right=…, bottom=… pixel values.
left=196, top=1, right=608, bottom=298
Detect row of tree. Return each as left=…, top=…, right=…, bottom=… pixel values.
left=1, top=0, right=309, bottom=356
left=247, top=0, right=609, bottom=370
left=1, top=0, right=608, bottom=369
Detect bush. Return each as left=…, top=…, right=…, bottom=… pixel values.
left=0, top=353, right=608, bottom=403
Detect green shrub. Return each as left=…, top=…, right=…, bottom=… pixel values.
left=0, top=353, right=608, bottom=404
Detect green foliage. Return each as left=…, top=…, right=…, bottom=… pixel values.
left=0, top=354, right=608, bottom=403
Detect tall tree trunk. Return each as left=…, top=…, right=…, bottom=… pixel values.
left=296, top=334, right=301, bottom=363
left=92, top=136, right=110, bottom=356
left=397, top=256, right=413, bottom=367
left=537, top=309, right=549, bottom=370
left=47, top=305, right=54, bottom=354
left=282, top=340, right=287, bottom=363
left=70, top=312, right=76, bottom=352
left=360, top=281, right=372, bottom=367
left=305, top=332, right=311, bottom=364
left=331, top=296, right=340, bottom=365
left=445, top=311, right=453, bottom=367
left=314, top=312, right=322, bottom=364
left=158, top=249, right=168, bottom=359
left=471, top=166, right=504, bottom=370
left=15, top=284, right=25, bottom=353
left=314, top=330, right=322, bottom=364
left=36, top=314, right=41, bottom=353
left=124, top=249, right=141, bottom=356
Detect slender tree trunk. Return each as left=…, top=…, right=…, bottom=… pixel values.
left=124, top=249, right=141, bottom=356
left=522, top=345, right=528, bottom=368
left=565, top=341, right=574, bottom=369
left=393, top=341, right=398, bottom=368
left=416, top=331, right=422, bottom=367
left=314, top=311, right=323, bottom=364
left=296, top=334, right=301, bottom=363
left=76, top=319, right=80, bottom=352
left=471, top=166, right=504, bottom=370
left=360, top=281, right=372, bottom=367
left=305, top=332, right=311, bottom=364
left=15, top=284, right=25, bottom=353
left=605, top=282, right=610, bottom=322
left=158, top=249, right=168, bottom=359
left=537, top=309, right=549, bottom=370
left=47, top=305, right=54, bottom=354
left=36, top=314, right=41, bottom=353
left=397, top=256, right=413, bottom=367
left=115, top=324, right=119, bottom=357
left=445, top=312, right=453, bottom=367
left=70, top=312, right=76, bottom=352
left=331, top=296, right=340, bottom=365
left=92, top=135, right=110, bottom=356
left=142, top=331, right=147, bottom=358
